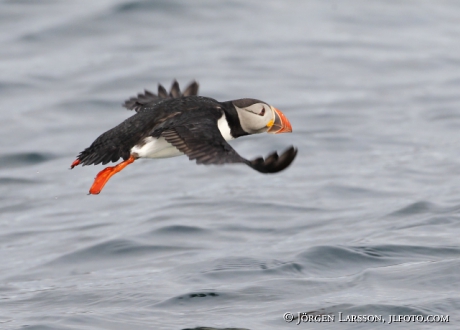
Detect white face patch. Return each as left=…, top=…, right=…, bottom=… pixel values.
left=218, top=114, right=234, bottom=141
left=234, top=103, right=273, bottom=134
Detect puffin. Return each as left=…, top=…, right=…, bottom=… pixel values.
left=71, top=81, right=297, bottom=194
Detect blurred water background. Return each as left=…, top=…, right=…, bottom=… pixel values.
left=1, top=0, right=460, bottom=329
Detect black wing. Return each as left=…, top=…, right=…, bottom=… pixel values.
left=155, top=111, right=297, bottom=173
left=75, top=111, right=163, bottom=166
left=246, top=146, right=298, bottom=173
left=123, top=80, right=199, bottom=112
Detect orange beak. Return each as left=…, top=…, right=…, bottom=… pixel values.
left=267, top=106, right=292, bottom=134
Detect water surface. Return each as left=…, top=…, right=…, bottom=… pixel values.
left=0, top=1, right=459, bottom=329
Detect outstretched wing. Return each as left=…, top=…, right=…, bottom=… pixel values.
left=123, top=80, right=199, bottom=112
left=75, top=112, right=158, bottom=166
left=155, top=112, right=297, bottom=173
left=246, top=146, right=297, bottom=173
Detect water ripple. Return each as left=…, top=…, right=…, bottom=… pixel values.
left=0, top=152, right=55, bottom=169
left=45, top=238, right=191, bottom=268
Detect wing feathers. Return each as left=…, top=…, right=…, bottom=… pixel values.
left=246, top=146, right=297, bottom=173
left=123, top=81, right=200, bottom=112
left=157, top=84, right=168, bottom=98
left=169, top=80, right=181, bottom=97
left=183, top=81, right=199, bottom=96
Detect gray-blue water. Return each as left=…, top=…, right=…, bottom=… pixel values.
left=1, top=1, right=459, bottom=329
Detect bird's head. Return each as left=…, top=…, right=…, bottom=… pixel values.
left=232, top=98, right=292, bottom=135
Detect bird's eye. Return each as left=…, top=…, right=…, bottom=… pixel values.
left=259, top=107, right=265, bottom=116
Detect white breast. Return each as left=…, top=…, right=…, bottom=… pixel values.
left=131, top=136, right=183, bottom=159
left=218, top=114, right=234, bottom=141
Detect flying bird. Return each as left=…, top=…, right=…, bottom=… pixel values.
left=71, top=81, right=297, bottom=194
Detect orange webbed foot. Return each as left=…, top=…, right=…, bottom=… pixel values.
left=89, top=155, right=135, bottom=195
